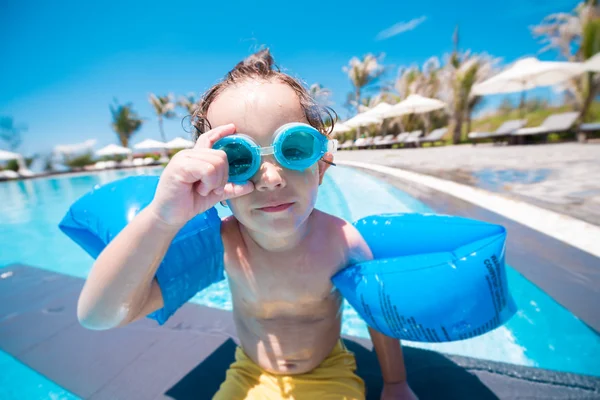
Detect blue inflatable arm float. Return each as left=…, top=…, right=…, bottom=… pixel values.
left=332, top=214, right=516, bottom=342
left=58, top=176, right=224, bottom=325
left=60, top=176, right=515, bottom=341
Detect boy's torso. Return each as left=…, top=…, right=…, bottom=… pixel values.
left=220, top=210, right=351, bottom=375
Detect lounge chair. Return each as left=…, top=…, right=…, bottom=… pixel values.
left=353, top=138, right=366, bottom=149
left=94, top=161, right=107, bottom=170
left=119, top=159, right=134, bottom=168
left=340, top=139, right=354, bottom=150
left=356, top=137, right=374, bottom=150
left=577, top=121, right=600, bottom=143
left=372, top=136, right=386, bottom=148
left=417, top=128, right=447, bottom=147
left=403, top=131, right=424, bottom=147
left=468, top=120, right=526, bottom=145
left=18, top=168, right=35, bottom=177
left=0, top=170, right=19, bottom=180
left=390, top=132, right=410, bottom=147
left=379, top=134, right=396, bottom=148
left=512, top=112, right=579, bottom=144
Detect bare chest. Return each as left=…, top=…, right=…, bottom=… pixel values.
left=224, top=247, right=343, bottom=317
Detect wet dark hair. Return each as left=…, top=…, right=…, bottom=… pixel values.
left=190, top=48, right=336, bottom=139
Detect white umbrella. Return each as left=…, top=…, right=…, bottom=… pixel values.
left=583, top=53, right=600, bottom=72
left=343, top=103, right=395, bottom=140
left=54, top=139, right=97, bottom=155
left=331, top=123, right=352, bottom=136
left=472, top=57, right=583, bottom=95
left=0, top=149, right=23, bottom=161
left=343, top=113, right=384, bottom=141
left=344, top=113, right=383, bottom=128
left=383, top=94, right=446, bottom=118
left=361, top=102, right=393, bottom=118
left=0, top=149, right=33, bottom=176
left=133, top=139, right=168, bottom=150
left=96, top=144, right=132, bottom=157
left=166, top=137, right=195, bottom=149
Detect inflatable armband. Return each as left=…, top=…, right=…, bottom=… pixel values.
left=59, top=176, right=224, bottom=324
left=332, top=214, right=516, bottom=342
left=61, top=177, right=516, bottom=339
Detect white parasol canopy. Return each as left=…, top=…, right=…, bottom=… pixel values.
left=383, top=94, right=446, bottom=118
left=96, top=144, right=132, bottom=157
left=344, top=113, right=383, bottom=128
left=0, top=149, right=24, bottom=161
left=361, top=102, right=393, bottom=118
left=133, top=139, right=168, bottom=150
left=331, top=123, right=352, bottom=136
left=54, top=139, right=97, bottom=155
left=166, top=137, right=195, bottom=149
left=583, top=53, right=600, bottom=72
left=472, top=57, right=583, bottom=95
left=0, top=149, right=33, bottom=175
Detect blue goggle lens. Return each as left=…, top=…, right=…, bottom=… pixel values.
left=220, top=142, right=254, bottom=178
left=280, top=131, right=315, bottom=163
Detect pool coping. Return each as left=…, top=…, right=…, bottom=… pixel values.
left=338, top=161, right=600, bottom=259
left=340, top=162, right=600, bottom=335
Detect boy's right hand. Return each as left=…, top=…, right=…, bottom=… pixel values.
left=148, top=123, right=254, bottom=227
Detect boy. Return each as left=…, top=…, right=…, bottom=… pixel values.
left=77, top=49, right=417, bottom=400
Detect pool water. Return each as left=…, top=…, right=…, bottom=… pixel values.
left=1, top=166, right=599, bottom=399
left=472, top=168, right=553, bottom=192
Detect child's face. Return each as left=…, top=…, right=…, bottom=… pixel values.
left=207, top=79, right=332, bottom=236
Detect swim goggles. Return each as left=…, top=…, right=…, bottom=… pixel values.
left=212, top=122, right=337, bottom=183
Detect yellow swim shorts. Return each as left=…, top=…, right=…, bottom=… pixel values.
left=212, top=341, right=366, bottom=399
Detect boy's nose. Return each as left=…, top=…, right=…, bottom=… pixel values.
left=254, top=160, right=286, bottom=191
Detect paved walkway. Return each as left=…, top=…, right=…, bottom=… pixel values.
left=335, top=143, right=600, bottom=226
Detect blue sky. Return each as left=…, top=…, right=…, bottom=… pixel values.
left=0, top=0, right=579, bottom=157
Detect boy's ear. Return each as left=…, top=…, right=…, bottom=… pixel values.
left=318, top=152, right=334, bottom=185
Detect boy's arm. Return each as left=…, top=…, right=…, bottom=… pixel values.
left=77, top=206, right=179, bottom=330
left=344, top=223, right=417, bottom=399
left=369, top=328, right=417, bottom=399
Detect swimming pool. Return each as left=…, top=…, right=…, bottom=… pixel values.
left=1, top=166, right=599, bottom=399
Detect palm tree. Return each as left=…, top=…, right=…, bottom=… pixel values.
left=148, top=93, right=176, bottom=142
left=109, top=100, right=143, bottom=148
left=460, top=55, right=497, bottom=135
left=439, top=50, right=498, bottom=144
left=0, top=116, right=26, bottom=150
left=343, top=53, right=386, bottom=114
left=531, top=0, right=600, bottom=121
left=177, top=93, right=200, bottom=115
left=395, top=57, right=443, bottom=132
left=309, top=83, right=332, bottom=106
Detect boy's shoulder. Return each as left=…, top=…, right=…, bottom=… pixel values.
left=311, top=209, right=353, bottom=235
left=312, top=210, right=373, bottom=264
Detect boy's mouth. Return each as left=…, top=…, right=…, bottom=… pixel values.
left=257, top=202, right=294, bottom=212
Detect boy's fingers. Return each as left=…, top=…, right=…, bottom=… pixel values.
left=194, top=123, right=236, bottom=149
left=221, top=181, right=254, bottom=200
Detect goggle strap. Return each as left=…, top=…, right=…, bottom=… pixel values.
left=327, top=139, right=338, bottom=153
left=321, top=158, right=336, bottom=167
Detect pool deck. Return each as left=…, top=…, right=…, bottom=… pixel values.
left=336, top=143, right=600, bottom=226
left=1, top=265, right=599, bottom=400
